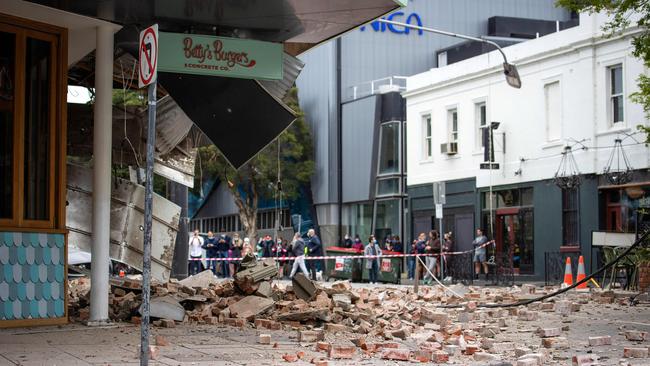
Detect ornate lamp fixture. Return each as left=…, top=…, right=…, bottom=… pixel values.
left=554, top=146, right=581, bottom=189
left=603, top=138, right=633, bottom=185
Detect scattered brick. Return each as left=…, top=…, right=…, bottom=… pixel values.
left=160, top=319, right=176, bottom=328
left=328, top=345, right=356, bottom=359
left=443, top=344, right=460, bottom=356
left=380, top=348, right=411, bottom=361
left=299, top=330, right=324, bottom=342
left=432, top=350, right=449, bottom=363
left=542, top=337, right=569, bottom=349
left=623, top=347, right=649, bottom=358
left=412, top=350, right=433, bottom=362
left=625, top=330, right=648, bottom=341
left=258, top=334, right=271, bottom=345
left=587, top=335, right=611, bottom=346
left=282, top=354, right=298, bottom=362
left=473, top=352, right=499, bottom=361
left=316, top=341, right=331, bottom=352
left=572, top=354, right=598, bottom=366
left=537, top=328, right=561, bottom=338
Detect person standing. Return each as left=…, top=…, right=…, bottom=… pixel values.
left=202, top=231, right=218, bottom=276
left=230, top=233, right=242, bottom=274
left=364, top=235, right=382, bottom=284
left=392, top=236, right=403, bottom=253
left=306, top=229, right=323, bottom=281
left=343, top=234, right=353, bottom=248
left=424, top=230, right=440, bottom=285
left=351, top=235, right=364, bottom=251
left=188, top=230, right=204, bottom=275
left=472, top=228, right=489, bottom=280
left=289, top=233, right=309, bottom=278
left=242, top=237, right=253, bottom=258
left=216, top=232, right=231, bottom=277
left=414, top=233, right=427, bottom=281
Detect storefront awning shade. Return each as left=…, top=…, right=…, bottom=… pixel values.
left=26, top=0, right=402, bottom=55
left=158, top=72, right=295, bottom=169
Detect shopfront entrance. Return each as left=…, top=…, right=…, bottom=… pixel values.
left=495, top=208, right=534, bottom=274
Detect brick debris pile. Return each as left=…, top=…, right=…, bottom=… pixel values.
left=68, top=261, right=649, bottom=365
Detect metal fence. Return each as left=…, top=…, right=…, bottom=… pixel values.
left=544, top=251, right=581, bottom=286
left=446, top=252, right=474, bottom=285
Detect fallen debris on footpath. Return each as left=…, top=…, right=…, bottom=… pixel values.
left=67, top=266, right=650, bottom=364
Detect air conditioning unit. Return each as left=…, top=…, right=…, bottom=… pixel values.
left=440, top=142, right=458, bottom=155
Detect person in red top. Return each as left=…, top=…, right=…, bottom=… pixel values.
left=351, top=235, right=364, bottom=251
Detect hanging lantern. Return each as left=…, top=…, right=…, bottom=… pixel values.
left=554, top=146, right=581, bottom=189
left=603, top=139, right=633, bottom=185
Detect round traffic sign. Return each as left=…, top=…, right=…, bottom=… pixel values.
left=139, top=26, right=158, bottom=87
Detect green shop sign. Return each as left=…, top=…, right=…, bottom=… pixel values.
left=158, top=32, right=283, bottom=80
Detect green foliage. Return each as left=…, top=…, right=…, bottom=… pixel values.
left=557, top=0, right=650, bottom=140
left=112, top=89, right=146, bottom=107
left=192, top=87, right=315, bottom=238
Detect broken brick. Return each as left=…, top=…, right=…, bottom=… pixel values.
left=328, top=345, right=356, bottom=359
left=282, top=354, right=298, bottom=362
left=432, top=350, right=449, bottom=363
left=587, top=335, right=611, bottom=346
left=412, top=350, right=433, bottom=362
left=316, top=342, right=331, bottom=352
left=572, top=354, right=598, bottom=366
left=623, top=347, right=648, bottom=358
left=155, top=335, right=170, bottom=347
left=160, top=319, right=176, bottom=328
left=625, top=330, right=648, bottom=341
left=299, top=330, right=324, bottom=342
left=474, top=352, right=499, bottom=362
left=380, top=348, right=411, bottom=361
left=258, top=334, right=271, bottom=345
left=537, top=328, right=561, bottom=338
left=542, top=337, right=569, bottom=349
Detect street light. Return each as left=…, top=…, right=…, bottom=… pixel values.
left=377, top=19, right=522, bottom=88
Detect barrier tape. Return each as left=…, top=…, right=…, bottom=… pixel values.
left=189, top=240, right=495, bottom=261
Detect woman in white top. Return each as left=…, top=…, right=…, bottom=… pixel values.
left=188, top=230, right=204, bottom=275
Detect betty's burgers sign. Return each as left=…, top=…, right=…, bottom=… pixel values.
left=158, top=32, right=283, bottom=80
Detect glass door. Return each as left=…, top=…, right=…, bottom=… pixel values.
left=496, top=208, right=534, bottom=274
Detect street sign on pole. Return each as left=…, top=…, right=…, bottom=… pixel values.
left=138, top=24, right=158, bottom=89
left=138, top=23, right=158, bottom=366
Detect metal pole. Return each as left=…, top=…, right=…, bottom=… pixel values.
left=140, top=82, right=157, bottom=365
left=89, top=24, right=113, bottom=325
left=414, top=255, right=420, bottom=294
left=377, top=19, right=510, bottom=64
left=439, top=217, right=444, bottom=280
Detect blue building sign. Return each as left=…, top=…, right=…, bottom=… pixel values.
left=360, top=12, right=423, bottom=35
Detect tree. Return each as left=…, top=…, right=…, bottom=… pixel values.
left=557, top=0, right=650, bottom=142
left=193, top=87, right=315, bottom=240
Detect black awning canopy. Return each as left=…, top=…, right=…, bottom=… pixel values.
left=158, top=73, right=295, bottom=169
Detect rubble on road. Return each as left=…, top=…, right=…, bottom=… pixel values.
left=67, top=273, right=650, bottom=364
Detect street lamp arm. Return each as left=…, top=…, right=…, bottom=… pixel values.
left=377, top=19, right=509, bottom=64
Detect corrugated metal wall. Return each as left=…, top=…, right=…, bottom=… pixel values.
left=341, top=96, right=378, bottom=203
left=340, top=0, right=571, bottom=92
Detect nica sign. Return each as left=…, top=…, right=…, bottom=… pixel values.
left=360, top=12, right=423, bottom=35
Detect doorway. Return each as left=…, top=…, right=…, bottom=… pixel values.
left=496, top=208, right=534, bottom=274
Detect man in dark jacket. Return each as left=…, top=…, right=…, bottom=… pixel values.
left=306, top=229, right=323, bottom=281
left=216, top=231, right=231, bottom=277
left=202, top=231, right=218, bottom=276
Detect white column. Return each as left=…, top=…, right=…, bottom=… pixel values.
left=89, top=25, right=113, bottom=324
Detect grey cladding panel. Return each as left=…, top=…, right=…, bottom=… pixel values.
left=342, top=97, right=378, bottom=203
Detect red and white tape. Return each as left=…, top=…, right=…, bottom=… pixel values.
left=190, top=240, right=495, bottom=261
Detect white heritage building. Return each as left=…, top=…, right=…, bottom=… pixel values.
left=404, top=12, right=649, bottom=279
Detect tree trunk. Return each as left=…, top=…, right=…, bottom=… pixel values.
left=229, top=166, right=259, bottom=242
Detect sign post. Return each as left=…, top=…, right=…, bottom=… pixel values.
left=138, top=24, right=158, bottom=366
left=433, top=182, right=445, bottom=280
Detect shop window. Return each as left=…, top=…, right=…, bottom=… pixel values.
left=376, top=177, right=400, bottom=197
left=378, top=121, right=400, bottom=174
left=423, top=115, right=432, bottom=159
left=562, top=187, right=579, bottom=246
left=0, top=22, right=62, bottom=229
left=608, top=64, right=624, bottom=125
left=374, top=199, right=400, bottom=242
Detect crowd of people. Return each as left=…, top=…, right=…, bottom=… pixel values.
left=187, top=228, right=325, bottom=281
left=188, top=226, right=492, bottom=284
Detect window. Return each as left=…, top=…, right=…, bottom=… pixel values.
left=447, top=109, right=458, bottom=143
left=376, top=177, right=400, bottom=197
left=608, top=64, right=624, bottom=124
left=0, top=23, right=62, bottom=229
left=544, top=81, right=561, bottom=141
left=378, top=121, right=400, bottom=174
left=423, top=115, right=432, bottom=159
left=475, top=102, right=487, bottom=149
left=374, top=199, right=400, bottom=241
left=562, top=188, right=579, bottom=246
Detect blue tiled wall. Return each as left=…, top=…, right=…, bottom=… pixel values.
left=0, top=232, right=66, bottom=320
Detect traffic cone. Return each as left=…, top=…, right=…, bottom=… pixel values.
left=576, top=255, right=587, bottom=290
left=562, top=257, right=573, bottom=287
left=119, top=269, right=125, bottom=278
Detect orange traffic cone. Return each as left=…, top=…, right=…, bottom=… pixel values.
left=562, top=257, right=573, bottom=287
left=576, top=255, right=587, bottom=290
left=119, top=269, right=125, bottom=278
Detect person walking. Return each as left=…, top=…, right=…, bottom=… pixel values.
left=289, top=233, right=309, bottom=278
left=306, top=229, right=323, bottom=281
left=202, top=231, right=218, bottom=276
left=424, top=230, right=440, bottom=285
left=364, top=235, right=382, bottom=284
left=472, top=228, right=489, bottom=280
left=188, top=230, right=204, bottom=275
